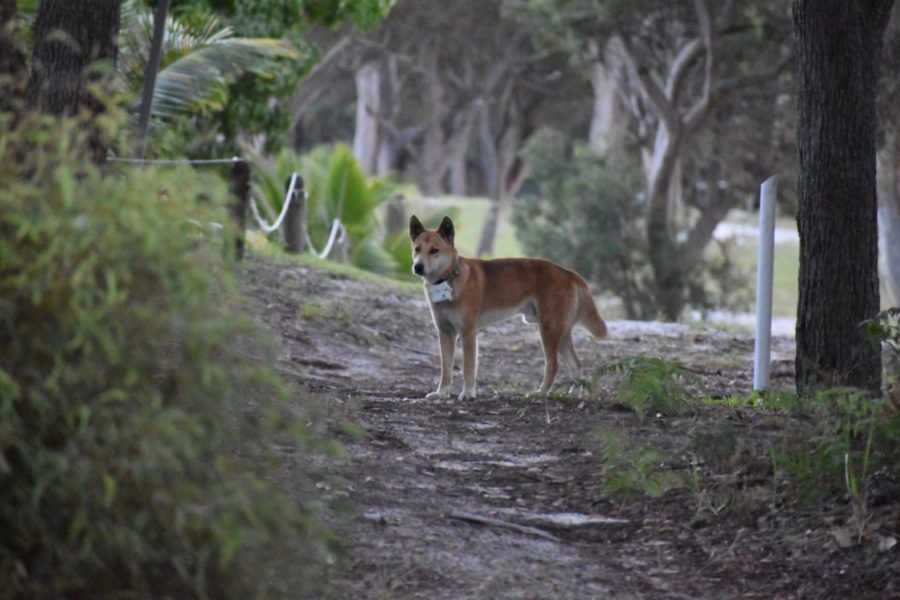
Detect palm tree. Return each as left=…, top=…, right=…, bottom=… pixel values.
left=118, top=0, right=299, bottom=129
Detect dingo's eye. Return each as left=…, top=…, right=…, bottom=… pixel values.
left=414, top=246, right=421, bottom=253
left=429, top=248, right=439, bottom=255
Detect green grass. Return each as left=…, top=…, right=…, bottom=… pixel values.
left=728, top=217, right=799, bottom=318
left=248, top=230, right=421, bottom=291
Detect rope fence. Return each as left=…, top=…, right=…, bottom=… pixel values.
left=247, top=171, right=347, bottom=260
left=106, top=156, right=245, bottom=165
left=109, top=155, right=347, bottom=262
left=249, top=172, right=299, bottom=234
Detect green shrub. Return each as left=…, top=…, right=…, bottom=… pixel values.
left=513, top=127, right=752, bottom=320
left=0, top=116, right=322, bottom=597
left=597, top=429, right=683, bottom=501
left=594, top=356, right=699, bottom=420
left=512, top=129, right=656, bottom=320
left=770, top=388, right=887, bottom=506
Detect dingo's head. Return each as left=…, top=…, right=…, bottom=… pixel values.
left=409, top=215, right=457, bottom=283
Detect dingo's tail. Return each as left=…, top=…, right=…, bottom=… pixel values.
left=577, top=283, right=608, bottom=340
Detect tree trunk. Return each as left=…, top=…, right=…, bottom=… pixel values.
left=793, top=0, right=892, bottom=394
left=353, top=60, right=381, bottom=175
left=375, top=54, right=400, bottom=176
left=588, top=37, right=629, bottom=160
left=644, top=121, right=688, bottom=321
left=0, top=0, right=27, bottom=115
left=475, top=93, right=525, bottom=257
left=878, top=130, right=900, bottom=306
left=27, top=0, right=121, bottom=163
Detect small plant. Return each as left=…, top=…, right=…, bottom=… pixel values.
left=593, top=356, right=700, bottom=420
left=299, top=300, right=326, bottom=320
left=597, top=429, right=684, bottom=501
left=861, top=307, right=900, bottom=408
left=706, top=389, right=813, bottom=415
left=770, top=388, right=883, bottom=508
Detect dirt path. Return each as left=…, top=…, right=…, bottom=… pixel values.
left=239, top=255, right=898, bottom=599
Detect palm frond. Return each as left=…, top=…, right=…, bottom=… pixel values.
left=152, top=38, right=299, bottom=118
left=119, top=0, right=300, bottom=119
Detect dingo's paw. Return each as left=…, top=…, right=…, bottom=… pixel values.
left=458, top=388, right=477, bottom=401
left=426, top=389, right=450, bottom=399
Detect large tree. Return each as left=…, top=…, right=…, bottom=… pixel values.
left=27, top=0, right=122, bottom=162
left=28, top=0, right=122, bottom=114
left=0, top=0, right=26, bottom=114
left=793, top=0, right=893, bottom=393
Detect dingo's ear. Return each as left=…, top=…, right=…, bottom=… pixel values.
left=409, top=215, right=425, bottom=241
left=438, top=216, right=454, bottom=243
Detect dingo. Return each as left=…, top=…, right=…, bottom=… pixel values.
left=410, top=215, right=607, bottom=400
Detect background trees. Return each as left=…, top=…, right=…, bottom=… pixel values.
left=509, top=0, right=794, bottom=319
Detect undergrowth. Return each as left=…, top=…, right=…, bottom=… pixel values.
left=0, top=115, right=330, bottom=597
left=596, top=428, right=684, bottom=502
left=593, top=356, right=700, bottom=420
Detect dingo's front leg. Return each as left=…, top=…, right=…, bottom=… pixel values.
left=426, top=328, right=456, bottom=398
left=459, top=326, right=478, bottom=400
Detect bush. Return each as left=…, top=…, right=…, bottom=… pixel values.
left=0, top=116, right=323, bottom=597
left=513, top=128, right=752, bottom=320
left=512, top=129, right=655, bottom=320
left=593, top=356, right=699, bottom=420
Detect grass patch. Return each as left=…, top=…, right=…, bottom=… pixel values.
left=248, top=232, right=421, bottom=292
left=728, top=225, right=798, bottom=318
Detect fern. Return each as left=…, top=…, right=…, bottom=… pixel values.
left=597, top=429, right=683, bottom=501
left=593, top=356, right=700, bottom=419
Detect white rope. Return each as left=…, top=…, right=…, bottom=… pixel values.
left=248, top=172, right=299, bottom=234
left=307, top=218, right=346, bottom=259
left=111, top=157, right=348, bottom=259
left=247, top=172, right=346, bottom=259
left=106, top=156, right=245, bottom=165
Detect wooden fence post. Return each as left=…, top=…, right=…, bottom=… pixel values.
left=284, top=173, right=306, bottom=254
left=228, top=160, right=250, bottom=260
left=385, top=193, right=406, bottom=236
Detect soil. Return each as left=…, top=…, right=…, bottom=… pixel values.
left=238, top=254, right=900, bottom=599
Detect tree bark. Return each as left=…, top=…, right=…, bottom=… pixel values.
left=0, top=0, right=27, bottom=115
left=793, top=0, right=892, bottom=394
left=878, top=130, right=900, bottom=306
left=27, top=0, right=121, bottom=162
left=588, top=37, right=629, bottom=160
left=353, top=60, right=381, bottom=175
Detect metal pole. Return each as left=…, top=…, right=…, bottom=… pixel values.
left=753, top=176, right=778, bottom=391
left=135, top=0, right=170, bottom=159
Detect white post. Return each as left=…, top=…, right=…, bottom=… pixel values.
left=753, top=176, right=778, bottom=391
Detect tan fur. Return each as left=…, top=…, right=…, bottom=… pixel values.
left=410, top=215, right=607, bottom=400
